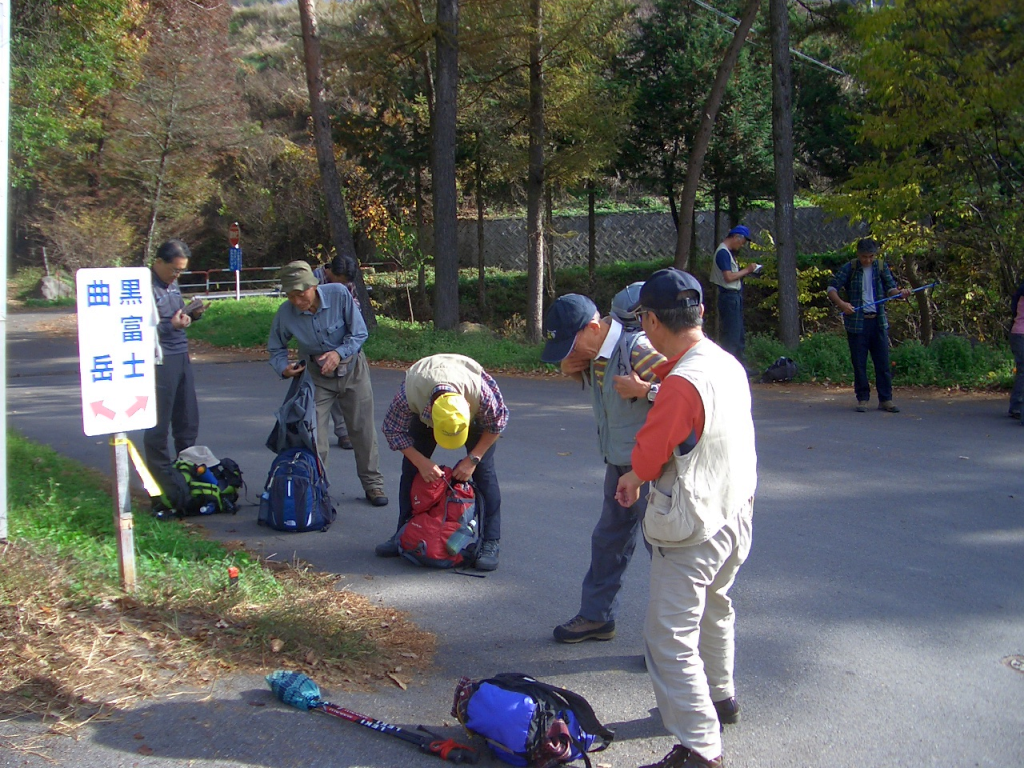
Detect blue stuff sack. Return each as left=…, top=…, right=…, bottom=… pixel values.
left=452, top=673, right=613, bottom=768
left=257, top=446, right=336, bottom=532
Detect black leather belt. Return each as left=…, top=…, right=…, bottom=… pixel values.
left=863, top=313, right=878, bottom=318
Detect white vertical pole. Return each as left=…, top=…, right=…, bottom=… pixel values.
left=0, top=0, right=12, bottom=542
left=111, top=433, right=136, bottom=592
left=235, top=268, right=240, bottom=300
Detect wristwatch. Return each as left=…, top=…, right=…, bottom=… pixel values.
left=647, top=383, right=660, bottom=403
left=468, top=455, right=481, bottom=466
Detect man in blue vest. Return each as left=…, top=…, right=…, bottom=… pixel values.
left=541, top=289, right=665, bottom=643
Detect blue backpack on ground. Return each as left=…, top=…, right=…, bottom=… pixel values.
left=452, top=673, right=614, bottom=768
left=257, top=446, right=336, bottom=532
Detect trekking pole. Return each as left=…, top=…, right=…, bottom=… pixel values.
left=267, top=670, right=478, bottom=763
left=847, top=280, right=941, bottom=314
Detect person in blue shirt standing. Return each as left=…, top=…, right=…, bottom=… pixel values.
left=827, top=238, right=910, bottom=413
left=268, top=260, right=388, bottom=506
left=708, top=225, right=761, bottom=364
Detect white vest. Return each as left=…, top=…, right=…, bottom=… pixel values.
left=710, top=243, right=741, bottom=291
left=643, top=338, right=757, bottom=548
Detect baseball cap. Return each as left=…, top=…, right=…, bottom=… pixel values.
left=541, top=294, right=599, bottom=363
left=727, top=225, right=753, bottom=242
left=639, top=269, right=704, bottom=310
left=279, top=260, right=319, bottom=293
left=857, top=238, right=880, bottom=254
left=432, top=392, right=471, bottom=450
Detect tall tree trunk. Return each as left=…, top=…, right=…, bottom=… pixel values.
left=771, top=0, right=799, bottom=348
left=143, top=144, right=170, bottom=264
left=544, top=184, right=556, bottom=298
left=476, top=145, right=487, bottom=315
left=904, top=254, right=934, bottom=345
left=526, top=0, right=545, bottom=343
left=432, top=0, right=460, bottom=330
left=664, top=146, right=678, bottom=231
left=673, top=0, right=761, bottom=269
left=588, top=180, right=597, bottom=288
left=413, top=160, right=429, bottom=309
left=297, top=0, right=376, bottom=329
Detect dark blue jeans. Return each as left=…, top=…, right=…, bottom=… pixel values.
left=396, top=418, right=501, bottom=541
left=847, top=316, right=893, bottom=403
left=717, top=289, right=745, bottom=362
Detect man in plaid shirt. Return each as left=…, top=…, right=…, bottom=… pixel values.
left=827, top=238, right=910, bottom=412
left=376, top=354, right=509, bottom=571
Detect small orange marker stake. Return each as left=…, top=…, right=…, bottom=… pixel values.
left=228, top=566, right=240, bottom=588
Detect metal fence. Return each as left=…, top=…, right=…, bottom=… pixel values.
left=178, top=266, right=281, bottom=298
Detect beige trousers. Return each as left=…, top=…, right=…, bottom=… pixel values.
left=310, top=350, right=384, bottom=494
left=644, top=499, right=753, bottom=760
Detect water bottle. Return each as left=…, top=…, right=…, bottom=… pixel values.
left=446, top=519, right=477, bottom=556
left=198, top=502, right=217, bottom=515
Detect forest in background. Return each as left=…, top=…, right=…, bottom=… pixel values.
left=9, top=0, right=1023, bottom=343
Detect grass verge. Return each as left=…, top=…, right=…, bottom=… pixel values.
left=1, top=432, right=434, bottom=728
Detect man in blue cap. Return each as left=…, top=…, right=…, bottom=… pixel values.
left=616, top=268, right=756, bottom=768
left=541, top=289, right=665, bottom=643
left=709, top=225, right=761, bottom=364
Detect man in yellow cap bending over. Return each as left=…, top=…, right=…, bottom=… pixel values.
left=376, top=353, right=509, bottom=570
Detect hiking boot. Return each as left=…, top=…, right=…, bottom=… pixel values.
left=638, top=744, right=724, bottom=768
left=338, top=435, right=354, bottom=450
left=365, top=488, right=389, bottom=507
left=375, top=535, right=400, bottom=558
left=553, top=615, right=616, bottom=644
left=878, top=400, right=900, bottom=413
left=1009, top=411, right=1021, bottom=420
left=713, top=697, right=740, bottom=727
left=855, top=401, right=869, bottom=412
left=475, top=539, right=500, bottom=571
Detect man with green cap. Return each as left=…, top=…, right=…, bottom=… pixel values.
left=376, top=353, right=508, bottom=570
left=268, top=260, right=388, bottom=506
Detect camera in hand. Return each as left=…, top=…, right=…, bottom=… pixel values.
left=183, top=298, right=205, bottom=318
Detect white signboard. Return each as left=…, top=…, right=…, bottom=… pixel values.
left=76, top=268, right=158, bottom=436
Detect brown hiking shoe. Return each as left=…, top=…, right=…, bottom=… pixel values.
left=639, top=745, right=724, bottom=768
left=553, top=615, right=616, bottom=643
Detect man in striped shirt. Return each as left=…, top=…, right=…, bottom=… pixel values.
left=541, top=291, right=666, bottom=643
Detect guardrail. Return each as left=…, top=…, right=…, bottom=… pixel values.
left=178, top=266, right=281, bottom=298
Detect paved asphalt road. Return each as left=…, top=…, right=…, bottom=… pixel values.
left=4, top=309, right=1023, bottom=768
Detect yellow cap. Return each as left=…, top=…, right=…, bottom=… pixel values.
left=432, top=393, right=470, bottom=450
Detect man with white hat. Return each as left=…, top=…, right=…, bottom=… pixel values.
left=376, top=353, right=509, bottom=570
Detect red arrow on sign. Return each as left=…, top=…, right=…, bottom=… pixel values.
left=90, top=401, right=116, bottom=419
left=126, top=396, right=149, bottom=417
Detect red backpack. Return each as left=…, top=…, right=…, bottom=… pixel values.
left=397, top=467, right=479, bottom=568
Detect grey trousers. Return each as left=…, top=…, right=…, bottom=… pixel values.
left=579, top=463, right=650, bottom=623
left=310, top=350, right=384, bottom=494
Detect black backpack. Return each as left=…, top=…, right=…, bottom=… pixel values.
left=760, top=356, right=798, bottom=383
left=257, top=446, right=336, bottom=532
left=453, top=673, right=614, bottom=768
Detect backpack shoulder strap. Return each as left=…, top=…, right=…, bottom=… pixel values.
left=616, top=327, right=642, bottom=379
left=486, top=674, right=615, bottom=747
